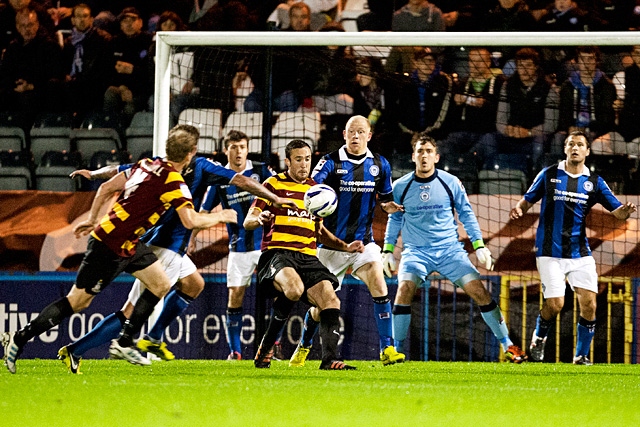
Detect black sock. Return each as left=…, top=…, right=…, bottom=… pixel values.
left=319, top=308, right=341, bottom=363
left=258, top=296, right=295, bottom=355
left=118, top=289, right=160, bottom=347
left=15, top=297, right=74, bottom=348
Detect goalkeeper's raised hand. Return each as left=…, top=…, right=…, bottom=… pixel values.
left=475, top=247, right=494, bottom=270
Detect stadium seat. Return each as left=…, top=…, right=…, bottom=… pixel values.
left=35, top=150, right=82, bottom=192
left=72, top=113, right=122, bottom=161
left=0, top=127, right=26, bottom=152
left=125, top=111, right=154, bottom=161
left=272, top=111, right=321, bottom=169
left=178, top=108, right=223, bottom=153
left=222, top=112, right=264, bottom=153
left=30, top=112, right=73, bottom=164
left=478, top=169, right=528, bottom=195
left=0, top=150, right=33, bottom=190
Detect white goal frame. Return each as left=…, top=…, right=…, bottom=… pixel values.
left=153, top=31, right=640, bottom=156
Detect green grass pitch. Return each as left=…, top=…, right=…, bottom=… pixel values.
left=1, top=359, right=639, bottom=427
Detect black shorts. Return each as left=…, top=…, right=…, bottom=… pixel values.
left=256, top=249, right=339, bottom=301
left=75, top=236, right=158, bottom=295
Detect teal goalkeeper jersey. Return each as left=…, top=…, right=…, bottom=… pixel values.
left=384, top=169, right=484, bottom=249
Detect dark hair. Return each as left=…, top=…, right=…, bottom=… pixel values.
left=166, top=124, right=199, bottom=162
left=565, top=130, right=591, bottom=149
left=515, top=47, right=540, bottom=66
left=576, top=46, right=601, bottom=63
left=410, top=132, right=438, bottom=152
left=72, top=3, right=92, bottom=17
left=158, top=10, right=187, bottom=31
left=223, top=130, right=249, bottom=149
left=285, top=139, right=311, bottom=160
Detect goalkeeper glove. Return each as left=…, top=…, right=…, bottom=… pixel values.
left=475, top=247, right=494, bottom=270
left=382, top=251, right=396, bottom=278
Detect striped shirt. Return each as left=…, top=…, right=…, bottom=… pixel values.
left=524, top=161, right=622, bottom=258
left=312, top=146, right=393, bottom=245
left=91, top=158, right=194, bottom=257
left=251, top=172, right=318, bottom=256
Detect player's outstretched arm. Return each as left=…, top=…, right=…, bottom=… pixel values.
left=244, top=207, right=274, bottom=231
left=317, top=222, right=365, bottom=252
left=73, top=172, right=127, bottom=237
left=380, top=201, right=404, bottom=214
left=177, top=206, right=237, bottom=230
left=510, top=198, right=534, bottom=220
left=231, top=174, right=295, bottom=208
left=612, top=202, right=637, bottom=220
left=69, top=164, right=120, bottom=180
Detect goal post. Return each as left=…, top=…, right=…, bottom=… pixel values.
left=152, top=30, right=640, bottom=362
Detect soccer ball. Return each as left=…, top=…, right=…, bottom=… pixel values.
left=304, top=184, right=338, bottom=217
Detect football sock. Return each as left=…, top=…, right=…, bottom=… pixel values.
left=575, top=317, right=596, bottom=357
left=392, top=304, right=412, bottom=353
left=479, top=300, right=513, bottom=350
left=225, top=307, right=243, bottom=354
left=15, top=297, right=74, bottom=348
left=534, top=312, right=554, bottom=339
left=118, top=289, right=161, bottom=347
left=69, top=311, right=126, bottom=356
left=373, top=295, right=393, bottom=350
left=147, top=289, right=193, bottom=341
left=258, top=296, right=295, bottom=355
left=301, top=308, right=319, bottom=347
left=319, top=308, right=341, bottom=363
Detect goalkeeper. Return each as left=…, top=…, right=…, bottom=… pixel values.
left=382, top=133, right=527, bottom=363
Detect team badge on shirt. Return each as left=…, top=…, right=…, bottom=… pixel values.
left=583, top=181, right=594, bottom=192
left=369, top=165, right=379, bottom=176
left=420, top=191, right=430, bottom=202
left=251, top=173, right=260, bottom=182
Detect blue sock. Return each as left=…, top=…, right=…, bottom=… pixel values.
left=480, top=300, right=513, bottom=350
left=575, top=317, right=596, bottom=357
left=68, top=311, right=125, bottom=357
left=373, top=295, right=392, bottom=351
left=392, top=304, right=411, bottom=353
left=147, top=289, right=192, bottom=341
left=301, top=308, right=319, bottom=347
left=535, top=313, right=554, bottom=339
left=225, top=307, right=243, bottom=354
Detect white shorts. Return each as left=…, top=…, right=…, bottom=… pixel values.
left=227, top=250, right=261, bottom=288
left=127, top=245, right=197, bottom=305
left=317, top=242, right=382, bottom=286
left=536, top=256, right=598, bottom=299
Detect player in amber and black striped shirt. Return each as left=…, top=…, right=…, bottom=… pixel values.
left=2, top=126, right=232, bottom=373
left=244, top=139, right=364, bottom=370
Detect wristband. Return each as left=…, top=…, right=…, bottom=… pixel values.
left=383, top=243, right=395, bottom=253
left=472, top=240, right=485, bottom=250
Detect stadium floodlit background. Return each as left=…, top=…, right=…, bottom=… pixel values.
left=2, top=3, right=640, bottom=365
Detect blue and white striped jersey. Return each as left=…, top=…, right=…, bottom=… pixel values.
left=384, top=169, right=483, bottom=249
left=201, top=160, right=273, bottom=252
left=524, top=161, right=622, bottom=258
left=312, top=146, right=393, bottom=245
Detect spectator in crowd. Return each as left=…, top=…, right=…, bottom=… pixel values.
left=391, top=47, right=452, bottom=150
left=146, top=10, right=190, bottom=111
left=192, top=0, right=259, bottom=31
left=297, top=21, right=357, bottom=114
left=0, top=0, right=55, bottom=52
left=553, top=46, right=629, bottom=155
left=537, top=0, right=591, bottom=31
left=439, top=47, right=504, bottom=167
left=189, top=0, right=217, bottom=25
left=392, top=0, right=446, bottom=32
left=0, top=8, right=65, bottom=119
left=489, top=48, right=559, bottom=173
left=103, top=6, right=152, bottom=124
left=356, top=0, right=395, bottom=31
left=482, top=0, right=536, bottom=68
left=63, top=3, right=112, bottom=118
left=268, top=0, right=336, bottom=31
left=615, top=45, right=640, bottom=150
